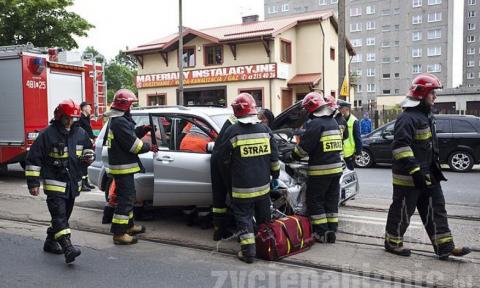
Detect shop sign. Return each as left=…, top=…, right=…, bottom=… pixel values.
left=136, top=63, right=277, bottom=88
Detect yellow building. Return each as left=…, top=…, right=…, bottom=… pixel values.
left=127, top=11, right=355, bottom=114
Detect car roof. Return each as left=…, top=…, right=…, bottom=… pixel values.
left=436, top=114, right=480, bottom=120
left=130, top=105, right=232, bottom=117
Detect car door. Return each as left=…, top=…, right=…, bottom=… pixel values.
left=369, top=122, right=395, bottom=163
left=434, top=117, right=453, bottom=163
left=152, top=114, right=215, bottom=207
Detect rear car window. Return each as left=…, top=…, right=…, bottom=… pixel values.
left=435, top=119, right=451, bottom=133
left=452, top=119, right=477, bottom=133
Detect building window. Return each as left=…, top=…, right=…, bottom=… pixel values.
left=280, top=40, right=292, bottom=63
left=331, top=0, right=338, bottom=3
left=352, top=54, right=362, bottom=63
left=382, top=25, right=391, bottom=32
left=467, top=72, right=475, bottom=79
left=395, top=89, right=400, bottom=94
left=180, top=47, right=195, bottom=68
left=427, top=64, right=441, bottom=73
left=467, top=47, right=476, bottom=55
left=412, top=15, right=423, bottom=25
left=267, top=6, right=278, bottom=14
left=468, top=23, right=476, bottom=30
left=367, top=53, right=376, bottom=62
left=394, top=41, right=400, bottom=47
left=381, top=41, right=391, bottom=47
left=366, top=5, right=376, bottom=14
left=427, top=29, right=442, bottom=39
left=239, top=88, right=263, bottom=108
left=204, top=45, right=223, bottom=66
left=427, top=47, right=442, bottom=56
left=353, top=69, right=362, bottom=76
left=394, top=8, right=400, bottom=15
left=467, top=60, right=475, bottom=67
left=147, top=93, right=166, bottom=106
left=350, top=7, right=362, bottom=16
left=367, top=68, right=376, bottom=77
left=366, top=37, right=375, bottom=46
left=468, top=0, right=476, bottom=5
left=468, top=11, right=476, bottom=17
left=394, top=56, right=400, bottom=62
left=428, top=13, right=442, bottom=22
left=330, top=47, right=336, bottom=60
left=382, top=73, right=391, bottom=79
left=394, top=24, right=400, bottom=31
left=382, top=57, right=391, bottom=63
left=319, top=0, right=327, bottom=5
left=468, top=35, right=476, bottom=43
left=412, top=31, right=422, bottom=41
left=282, top=4, right=289, bottom=12
left=351, top=39, right=362, bottom=47
left=413, top=0, right=422, bottom=7
left=394, top=73, right=400, bottom=78
left=366, top=21, right=376, bottom=30
left=412, top=48, right=422, bottom=58
left=428, top=0, right=442, bottom=5
left=350, top=23, right=362, bottom=32
left=381, top=9, right=391, bottom=16
left=357, top=85, right=363, bottom=93
left=383, top=90, right=391, bottom=95
left=367, top=83, right=376, bottom=92
left=413, top=64, right=422, bottom=74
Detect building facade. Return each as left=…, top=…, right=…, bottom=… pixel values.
left=265, top=0, right=463, bottom=108
left=127, top=12, right=354, bottom=114
left=464, top=0, right=480, bottom=87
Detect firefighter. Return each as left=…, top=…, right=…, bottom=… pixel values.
left=338, top=100, right=362, bottom=170
left=78, top=101, right=96, bottom=191
left=385, top=73, right=471, bottom=259
left=324, top=95, right=348, bottom=141
left=217, top=93, right=279, bottom=263
left=211, top=114, right=237, bottom=241
left=292, top=92, right=343, bottom=243
left=25, top=99, right=94, bottom=264
left=106, top=89, right=158, bottom=245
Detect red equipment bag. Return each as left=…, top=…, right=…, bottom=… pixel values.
left=255, top=215, right=314, bottom=261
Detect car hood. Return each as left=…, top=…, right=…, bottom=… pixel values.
left=271, top=102, right=309, bottom=131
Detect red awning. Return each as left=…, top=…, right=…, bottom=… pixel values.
left=287, top=73, right=322, bottom=87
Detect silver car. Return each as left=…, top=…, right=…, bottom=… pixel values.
left=88, top=104, right=359, bottom=211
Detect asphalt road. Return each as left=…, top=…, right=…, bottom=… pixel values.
left=355, top=166, right=480, bottom=206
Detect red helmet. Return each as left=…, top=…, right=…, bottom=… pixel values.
left=111, top=89, right=138, bottom=111
left=54, top=99, right=81, bottom=121
left=302, top=92, right=327, bottom=113
left=231, top=93, right=257, bottom=118
left=324, top=94, right=338, bottom=109
left=408, top=73, right=443, bottom=100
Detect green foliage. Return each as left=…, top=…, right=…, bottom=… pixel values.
left=0, top=0, right=94, bottom=49
left=82, top=46, right=104, bottom=63
left=105, top=62, right=137, bottom=104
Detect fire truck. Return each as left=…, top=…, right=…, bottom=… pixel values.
left=0, top=43, right=106, bottom=171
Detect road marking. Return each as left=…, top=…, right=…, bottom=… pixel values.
left=340, top=213, right=423, bottom=227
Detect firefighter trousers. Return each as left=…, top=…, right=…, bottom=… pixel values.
left=211, top=155, right=231, bottom=226
left=231, top=197, right=271, bottom=257
left=306, top=176, right=341, bottom=236
left=344, top=156, right=355, bottom=170
left=385, top=184, right=454, bottom=256
left=46, top=194, right=75, bottom=241
left=110, top=174, right=135, bottom=235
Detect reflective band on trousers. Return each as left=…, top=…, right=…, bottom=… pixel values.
left=230, top=133, right=271, bottom=148
left=393, top=146, right=414, bottom=160
left=432, top=232, right=453, bottom=245
left=232, top=183, right=270, bottom=199
left=308, top=162, right=343, bottom=176
left=43, top=179, right=67, bottom=193
left=311, top=214, right=327, bottom=225
left=212, top=207, right=227, bottom=214
left=271, top=161, right=280, bottom=172
left=48, top=152, right=69, bottom=159
left=385, top=232, right=403, bottom=244
left=239, top=233, right=255, bottom=245
left=25, top=165, right=41, bottom=177
left=415, top=127, right=432, bottom=141
left=129, top=138, right=144, bottom=154
left=112, top=214, right=130, bottom=225
left=107, top=163, right=141, bottom=175
left=326, top=213, right=338, bottom=223
left=54, top=228, right=71, bottom=240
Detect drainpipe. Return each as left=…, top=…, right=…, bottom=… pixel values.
left=268, top=41, right=272, bottom=111
left=319, top=20, right=325, bottom=94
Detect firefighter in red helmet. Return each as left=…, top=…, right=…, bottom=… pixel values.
left=25, top=99, right=94, bottom=264
left=385, top=73, right=471, bottom=259
left=216, top=93, right=279, bottom=263
left=290, top=92, right=343, bottom=243
left=105, top=89, right=158, bottom=245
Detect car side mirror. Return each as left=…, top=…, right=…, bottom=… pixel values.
left=207, top=142, right=215, bottom=153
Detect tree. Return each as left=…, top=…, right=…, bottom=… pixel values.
left=82, top=46, right=105, bottom=63
left=0, top=0, right=94, bottom=49
left=113, top=49, right=138, bottom=70
left=105, top=63, right=137, bottom=103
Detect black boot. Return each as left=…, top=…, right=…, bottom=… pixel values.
left=85, top=178, right=96, bottom=189
left=58, top=236, right=81, bottom=264
left=81, top=179, right=91, bottom=192
left=326, top=231, right=336, bottom=244
left=102, top=205, right=115, bottom=224
left=439, top=247, right=472, bottom=260
left=43, top=235, right=63, bottom=255
left=237, top=251, right=254, bottom=264
left=384, top=241, right=411, bottom=257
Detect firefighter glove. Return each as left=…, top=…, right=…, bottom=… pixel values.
left=150, top=144, right=159, bottom=153
left=412, top=170, right=427, bottom=190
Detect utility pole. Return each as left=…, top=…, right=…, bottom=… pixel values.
left=178, top=0, right=184, bottom=105
left=338, top=0, right=346, bottom=100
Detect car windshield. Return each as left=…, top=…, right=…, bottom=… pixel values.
left=210, top=114, right=232, bottom=129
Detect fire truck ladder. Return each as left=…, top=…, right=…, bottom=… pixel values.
left=92, top=60, right=107, bottom=119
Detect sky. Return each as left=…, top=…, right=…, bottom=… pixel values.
left=70, top=0, right=264, bottom=60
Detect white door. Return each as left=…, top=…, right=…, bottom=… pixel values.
left=47, top=70, right=84, bottom=119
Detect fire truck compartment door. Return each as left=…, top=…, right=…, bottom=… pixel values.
left=0, top=58, right=24, bottom=144
left=47, top=71, right=83, bottom=120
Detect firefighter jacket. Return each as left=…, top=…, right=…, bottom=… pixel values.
left=78, top=113, right=95, bottom=140
left=392, top=106, right=446, bottom=188
left=106, top=112, right=151, bottom=175
left=219, top=122, right=279, bottom=203
left=293, top=116, right=343, bottom=177
left=25, top=121, right=93, bottom=198
left=334, top=112, right=348, bottom=141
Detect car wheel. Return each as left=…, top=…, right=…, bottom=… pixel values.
left=448, top=151, right=474, bottom=172
left=355, top=150, right=374, bottom=168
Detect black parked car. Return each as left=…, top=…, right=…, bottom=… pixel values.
left=355, top=115, right=480, bottom=172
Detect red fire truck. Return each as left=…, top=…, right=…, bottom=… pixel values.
left=0, top=44, right=106, bottom=171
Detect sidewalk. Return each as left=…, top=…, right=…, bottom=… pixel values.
left=0, top=190, right=478, bottom=287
